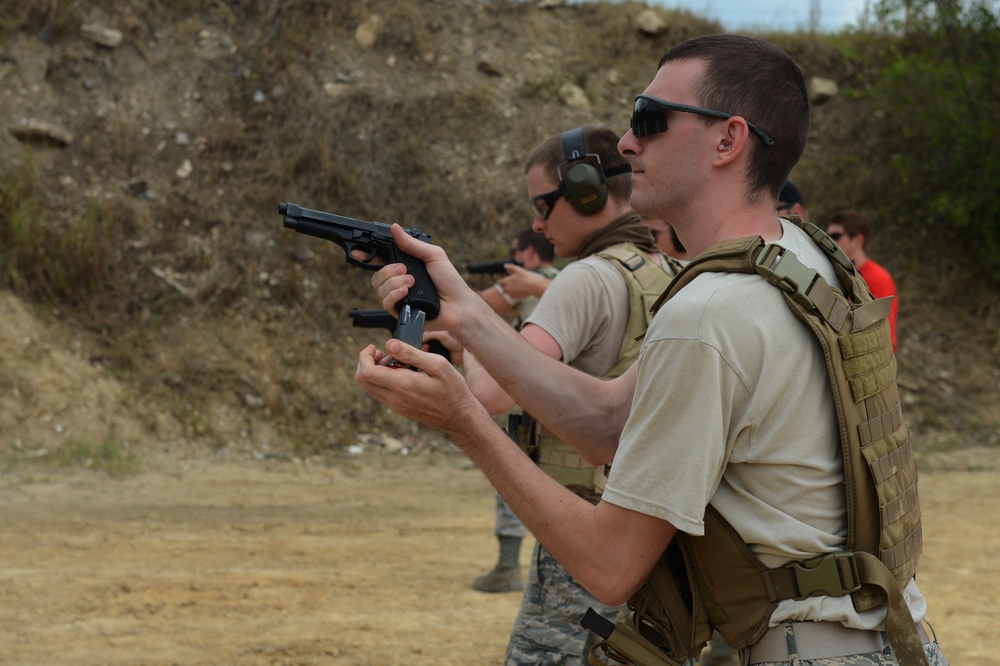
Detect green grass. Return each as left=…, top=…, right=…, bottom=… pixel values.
left=2, top=438, right=141, bottom=477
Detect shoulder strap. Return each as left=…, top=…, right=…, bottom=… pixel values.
left=594, top=243, right=676, bottom=379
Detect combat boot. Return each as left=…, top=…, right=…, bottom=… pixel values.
left=472, top=535, right=524, bottom=593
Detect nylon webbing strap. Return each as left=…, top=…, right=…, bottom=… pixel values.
left=753, top=244, right=822, bottom=311
left=770, top=552, right=862, bottom=600
left=598, top=246, right=659, bottom=289
left=880, top=482, right=919, bottom=526
left=843, top=344, right=896, bottom=402
left=839, top=319, right=888, bottom=357
left=858, top=400, right=904, bottom=446
left=868, top=434, right=914, bottom=484
left=802, top=220, right=855, bottom=273
left=851, top=297, right=893, bottom=332
left=882, top=522, right=923, bottom=571
left=853, top=552, right=930, bottom=666
left=810, top=283, right=849, bottom=331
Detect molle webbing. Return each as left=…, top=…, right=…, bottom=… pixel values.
left=596, top=244, right=679, bottom=379
left=607, top=218, right=927, bottom=666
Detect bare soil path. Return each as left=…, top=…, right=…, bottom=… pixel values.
left=0, top=453, right=996, bottom=665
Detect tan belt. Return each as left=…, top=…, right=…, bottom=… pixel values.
left=749, top=621, right=931, bottom=664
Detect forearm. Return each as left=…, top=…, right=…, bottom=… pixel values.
left=355, top=340, right=671, bottom=604
left=464, top=351, right=516, bottom=415
left=452, top=299, right=631, bottom=463
left=450, top=414, right=665, bottom=604
left=478, top=285, right=515, bottom=316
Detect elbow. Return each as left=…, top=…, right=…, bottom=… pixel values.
left=579, top=445, right=614, bottom=467
left=577, top=556, right=648, bottom=607
left=586, top=570, right=644, bottom=607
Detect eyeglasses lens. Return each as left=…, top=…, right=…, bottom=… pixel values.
left=828, top=232, right=845, bottom=241
left=530, top=189, right=561, bottom=220
left=631, top=98, right=668, bottom=138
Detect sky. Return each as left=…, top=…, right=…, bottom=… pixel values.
left=647, top=0, right=871, bottom=32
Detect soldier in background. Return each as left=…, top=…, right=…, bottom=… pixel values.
left=473, top=229, right=560, bottom=593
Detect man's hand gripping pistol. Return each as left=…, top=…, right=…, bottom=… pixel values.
left=278, top=202, right=439, bottom=368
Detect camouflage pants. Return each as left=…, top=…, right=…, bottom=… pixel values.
left=504, top=542, right=622, bottom=666
left=495, top=491, right=528, bottom=539
left=749, top=622, right=950, bottom=665
left=698, top=630, right=739, bottom=666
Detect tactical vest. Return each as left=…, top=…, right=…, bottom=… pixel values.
left=528, top=244, right=679, bottom=499
left=589, top=219, right=928, bottom=666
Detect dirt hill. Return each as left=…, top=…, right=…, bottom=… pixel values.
left=1, top=0, right=997, bottom=469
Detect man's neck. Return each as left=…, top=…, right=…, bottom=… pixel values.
left=680, top=208, right=784, bottom=257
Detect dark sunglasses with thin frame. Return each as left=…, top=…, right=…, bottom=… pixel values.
left=630, top=94, right=775, bottom=146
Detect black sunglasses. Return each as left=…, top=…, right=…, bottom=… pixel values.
left=631, top=94, right=775, bottom=146
left=530, top=187, right=564, bottom=220
left=828, top=231, right=846, bottom=241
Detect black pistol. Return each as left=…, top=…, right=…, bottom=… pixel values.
left=466, top=259, right=523, bottom=275
left=279, top=202, right=439, bottom=364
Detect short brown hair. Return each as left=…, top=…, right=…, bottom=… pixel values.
left=659, top=34, right=809, bottom=203
left=825, top=209, right=873, bottom=249
left=514, top=228, right=555, bottom=263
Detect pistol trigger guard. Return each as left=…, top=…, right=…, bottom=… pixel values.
left=344, top=246, right=379, bottom=270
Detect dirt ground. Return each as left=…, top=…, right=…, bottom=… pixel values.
left=0, top=450, right=997, bottom=666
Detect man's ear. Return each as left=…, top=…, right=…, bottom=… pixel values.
left=714, top=117, right=751, bottom=165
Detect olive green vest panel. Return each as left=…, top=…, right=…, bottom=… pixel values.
left=598, top=219, right=927, bottom=666
left=535, top=244, right=677, bottom=497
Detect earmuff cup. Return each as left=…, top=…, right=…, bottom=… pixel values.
left=560, top=127, right=609, bottom=215
left=562, top=161, right=608, bottom=214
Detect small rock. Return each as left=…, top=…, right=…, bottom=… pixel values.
left=355, top=16, right=383, bottom=49
left=176, top=159, right=193, bottom=179
left=477, top=58, right=503, bottom=77
left=808, top=77, right=839, bottom=105
left=635, top=10, right=668, bottom=35
left=82, top=23, right=124, bottom=49
left=559, top=83, right=591, bottom=111
left=8, top=119, right=74, bottom=146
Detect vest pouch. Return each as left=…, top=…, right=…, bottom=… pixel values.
left=511, top=412, right=540, bottom=461
left=587, top=609, right=686, bottom=666
left=605, top=540, right=710, bottom=664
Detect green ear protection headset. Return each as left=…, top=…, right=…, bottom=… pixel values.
left=558, top=127, right=631, bottom=215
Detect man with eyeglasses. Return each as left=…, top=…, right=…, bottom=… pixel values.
left=825, top=209, right=899, bottom=353
left=457, top=124, right=676, bottom=665
left=478, top=228, right=560, bottom=329
left=356, top=33, right=945, bottom=666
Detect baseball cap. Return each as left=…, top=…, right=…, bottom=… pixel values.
left=778, top=180, right=804, bottom=207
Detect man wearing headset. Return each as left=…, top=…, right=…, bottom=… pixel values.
left=460, top=125, right=677, bottom=665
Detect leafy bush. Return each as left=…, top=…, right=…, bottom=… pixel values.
left=864, top=0, right=1000, bottom=285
